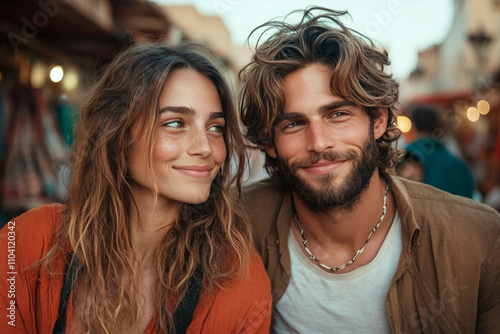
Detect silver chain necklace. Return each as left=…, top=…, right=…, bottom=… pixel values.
left=294, top=182, right=389, bottom=273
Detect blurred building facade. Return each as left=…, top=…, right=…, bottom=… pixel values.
left=401, top=0, right=500, bottom=209
left=402, top=0, right=500, bottom=98
left=160, top=5, right=252, bottom=74
left=0, top=0, right=249, bottom=223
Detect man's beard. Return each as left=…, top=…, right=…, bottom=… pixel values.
left=276, top=130, right=379, bottom=213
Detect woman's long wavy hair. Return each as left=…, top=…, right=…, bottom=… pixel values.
left=42, top=43, right=251, bottom=333
left=239, top=7, right=403, bottom=179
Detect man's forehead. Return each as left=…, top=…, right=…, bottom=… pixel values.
left=282, top=96, right=358, bottom=113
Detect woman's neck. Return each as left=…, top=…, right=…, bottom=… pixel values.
left=129, top=195, right=181, bottom=264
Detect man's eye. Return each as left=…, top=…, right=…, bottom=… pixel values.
left=283, top=121, right=303, bottom=129
left=330, top=111, right=348, bottom=118
left=163, top=120, right=183, bottom=128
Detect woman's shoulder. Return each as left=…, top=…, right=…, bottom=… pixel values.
left=0, top=204, right=66, bottom=332
left=7, top=203, right=64, bottom=235
left=1, top=203, right=65, bottom=260
left=247, top=247, right=272, bottom=288
left=10, top=203, right=64, bottom=223
left=189, top=248, right=272, bottom=333
left=220, top=247, right=271, bottom=296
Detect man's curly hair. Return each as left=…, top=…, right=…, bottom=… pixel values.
left=239, top=7, right=403, bottom=179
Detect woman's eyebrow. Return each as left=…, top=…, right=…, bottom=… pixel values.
left=210, top=112, right=225, bottom=120
left=159, top=106, right=196, bottom=116
left=159, top=107, right=224, bottom=120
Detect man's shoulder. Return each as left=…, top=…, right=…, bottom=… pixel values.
left=396, top=177, right=500, bottom=301
left=400, top=177, right=494, bottom=211
left=242, top=178, right=287, bottom=207
left=396, top=177, right=500, bottom=232
left=241, top=178, right=288, bottom=236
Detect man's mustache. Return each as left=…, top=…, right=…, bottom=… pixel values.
left=290, top=151, right=358, bottom=170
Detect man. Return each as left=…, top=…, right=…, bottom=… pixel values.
left=405, top=104, right=475, bottom=198
left=239, top=7, right=500, bottom=333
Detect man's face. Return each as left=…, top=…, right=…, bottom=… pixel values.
left=266, top=63, right=387, bottom=212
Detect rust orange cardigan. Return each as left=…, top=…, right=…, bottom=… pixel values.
left=0, top=204, right=272, bottom=333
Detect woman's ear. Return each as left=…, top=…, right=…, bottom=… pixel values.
left=374, top=108, right=389, bottom=140
left=264, top=142, right=277, bottom=159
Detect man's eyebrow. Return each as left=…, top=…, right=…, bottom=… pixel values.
left=274, top=112, right=304, bottom=124
left=274, top=99, right=358, bottom=125
left=159, top=107, right=225, bottom=120
left=319, top=100, right=358, bottom=113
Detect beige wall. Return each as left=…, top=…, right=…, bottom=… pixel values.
left=161, top=5, right=252, bottom=73
left=403, top=0, right=500, bottom=99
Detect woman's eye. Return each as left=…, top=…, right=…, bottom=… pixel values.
left=163, top=120, right=183, bottom=128
left=208, top=124, right=225, bottom=133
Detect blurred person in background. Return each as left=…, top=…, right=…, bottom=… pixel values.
left=0, top=42, right=271, bottom=333
left=405, top=104, right=475, bottom=198
left=395, top=150, right=424, bottom=183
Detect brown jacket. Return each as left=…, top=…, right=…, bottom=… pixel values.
left=242, top=174, right=500, bottom=333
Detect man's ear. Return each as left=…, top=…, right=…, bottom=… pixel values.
left=264, top=142, right=277, bottom=159
left=374, top=108, right=389, bottom=140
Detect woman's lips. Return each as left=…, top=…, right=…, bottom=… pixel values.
left=174, top=165, right=212, bottom=178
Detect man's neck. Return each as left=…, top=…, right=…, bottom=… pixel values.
left=291, top=172, right=396, bottom=273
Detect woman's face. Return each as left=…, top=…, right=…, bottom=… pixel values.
left=128, top=68, right=227, bottom=206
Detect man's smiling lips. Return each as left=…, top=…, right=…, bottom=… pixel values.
left=300, top=160, right=346, bottom=175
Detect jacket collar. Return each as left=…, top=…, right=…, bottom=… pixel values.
left=276, top=190, right=294, bottom=255
left=385, top=173, right=421, bottom=250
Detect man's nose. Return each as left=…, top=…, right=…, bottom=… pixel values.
left=306, top=121, right=335, bottom=153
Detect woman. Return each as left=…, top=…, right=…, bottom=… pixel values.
left=0, top=43, right=272, bottom=333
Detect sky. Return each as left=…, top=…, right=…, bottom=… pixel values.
left=153, top=0, right=455, bottom=79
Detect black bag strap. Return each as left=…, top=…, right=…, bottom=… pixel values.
left=173, top=266, right=203, bottom=334
left=53, top=253, right=79, bottom=334
left=53, top=254, right=202, bottom=334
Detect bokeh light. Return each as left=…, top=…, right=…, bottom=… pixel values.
left=62, top=68, right=79, bottom=91
left=31, top=61, right=47, bottom=88
left=50, top=65, right=64, bottom=83
left=477, top=100, right=490, bottom=115
left=466, top=107, right=480, bottom=122
left=397, top=115, right=412, bottom=133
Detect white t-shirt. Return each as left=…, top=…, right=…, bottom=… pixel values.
left=273, top=212, right=402, bottom=334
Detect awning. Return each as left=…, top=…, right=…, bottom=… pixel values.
left=410, top=91, right=473, bottom=105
